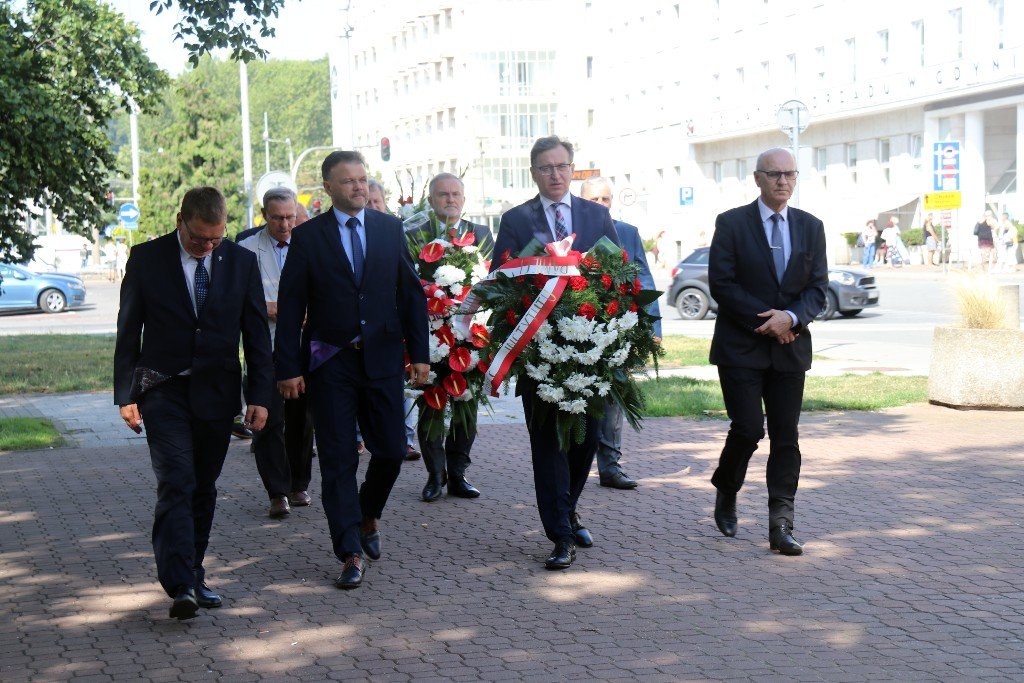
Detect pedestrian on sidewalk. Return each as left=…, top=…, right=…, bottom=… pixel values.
left=860, top=219, right=877, bottom=268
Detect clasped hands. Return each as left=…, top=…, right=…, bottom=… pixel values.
left=277, top=362, right=431, bottom=400
left=754, top=309, right=799, bottom=344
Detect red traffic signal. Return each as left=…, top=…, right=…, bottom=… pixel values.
left=381, top=137, right=391, bottom=162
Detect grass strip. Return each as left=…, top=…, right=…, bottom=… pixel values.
left=0, top=417, right=64, bottom=451
left=0, top=334, right=115, bottom=395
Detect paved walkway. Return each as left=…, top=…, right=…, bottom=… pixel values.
left=2, top=395, right=1024, bottom=681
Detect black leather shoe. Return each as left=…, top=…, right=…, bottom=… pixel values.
left=769, top=521, right=803, bottom=556
left=448, top=476, right=480, bottom=498
left=599, top=471, right=638, bottom=489
left=544, top=540, right=576, bottom=570
left=421, top=472, right=446, bottom=502
left=714, top=490, right=738, bottom=538
left=335, top=556, right=365, bottom=589
left=169, top=586, right=198, bottom=620
left=569, top=511, right=593, bottom=548
left=360, top=528, right=381, bottom=561
left=195, top=583, right=222, bottom=608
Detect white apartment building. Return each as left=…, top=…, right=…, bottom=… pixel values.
left=329, top=0, right=590, bottom=231
left=331, top=0, right=1022, bottom=263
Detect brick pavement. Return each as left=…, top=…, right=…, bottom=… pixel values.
left=2, top=402, right=1024, bottom=681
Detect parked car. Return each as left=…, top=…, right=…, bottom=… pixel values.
left=0, top=263, right=86, bottom=313
left=667, top=247, right=879, bottom=321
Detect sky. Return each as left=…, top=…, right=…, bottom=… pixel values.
left=106, top=0, right=345, bottom=75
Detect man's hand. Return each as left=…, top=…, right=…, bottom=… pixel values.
left=278, top=376, right=305, bottom=400
left=754, top=309, right=794, bottom=339
left=119, top=404, right=143, bottom=434
left=245, top=404, right=268, bottom=431
left=653, top=336, right=662, bottom=345
left=409, top=362, right=430, bottom=386
left=265, top=301, right=278, bottom=321
left=774, top=329, right=799, bottom=344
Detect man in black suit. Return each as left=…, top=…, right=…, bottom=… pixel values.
left=114, top=186, right=273, bottom=620
left=275, top=151, right=429, bottom=589
left=417, top=172, right=494, bottom=503
left=708, top=147, right=828, bottom=556
left=492, top=136, right=620, bottom=570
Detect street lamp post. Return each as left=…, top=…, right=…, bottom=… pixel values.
left=777, top=99, right=809, bottom=207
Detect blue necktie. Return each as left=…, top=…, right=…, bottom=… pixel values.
left=194, top=256, right=209, bottom=313
left=346, top=216, right=364, bottom=284
left=553, top=203, right=569, bottom=241
left=770, top=213, right=786, bottom=283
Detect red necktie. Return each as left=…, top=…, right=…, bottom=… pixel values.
left=276, top=240, right=288, bottom=249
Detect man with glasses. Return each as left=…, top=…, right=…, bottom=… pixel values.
left=238, top=188, right=316, bottom=519
left=275, top=151, right=429, bottom=589
left=114, top=186, right=273, bottom=619
left=708, top=147, right=828, bottom=557
left=492, top=136, right=620, bottom=570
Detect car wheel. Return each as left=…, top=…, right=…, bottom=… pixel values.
left=675, top=287, right=710, bottom=320
left=816, top=290, right=838, bottom=321
left=839, top=309, right=862, bottom=318
left=39, top=288, right=67, bottom=313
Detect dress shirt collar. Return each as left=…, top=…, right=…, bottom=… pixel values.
left=539, top=193, right=572, bottom=213
left=333, top=206, right=366, bottom=228
left=757, top=197, right=788, bottom=224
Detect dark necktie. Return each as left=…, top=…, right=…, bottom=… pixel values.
left=276, top=240, right=288, bottom=249
left=770, top=213, right=786, bottom=283
left=194, top=256, right=209, bottom=313
left=553, top=203, right=569, bottom=241
left=346, top=216, right=364, bottom=284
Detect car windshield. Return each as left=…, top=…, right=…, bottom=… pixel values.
left=683, top=249, right=710, bottom=265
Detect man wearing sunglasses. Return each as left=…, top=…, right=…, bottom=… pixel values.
left=114, top=186, right=273, bottom=619
left=708, top=147, right=828, bottom=557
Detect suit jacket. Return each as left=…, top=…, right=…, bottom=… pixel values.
left=493, top=194, right=620, bottom=267
left=237, top=227, right=282, bottom=345
left=708, top=199, right=828, bottom=372
left=614, top=220, right=662, bottom=338
left=275, top=206, right=429, bottom=381
left=113, top=231, right=274, bottom=419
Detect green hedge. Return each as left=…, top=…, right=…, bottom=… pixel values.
left=901, top=228, right=924, bottom=246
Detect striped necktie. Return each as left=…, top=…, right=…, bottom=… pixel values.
left=553, top=203, right=569, bottom=241
left=194, top=256, right=209, bottom=313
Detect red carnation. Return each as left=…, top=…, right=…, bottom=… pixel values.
left=505, top=309, right=518, bottom=326
left=578, top=303, right=597, bottom=320
left=450, top=230, right=476, bottom=247
left=533, top=274, right=549, bottom=288
left=629, top=301, right=639, bottom=312
left=470, top=323, right=490, bottom=348
left=448, top=347, right=472, bottom=372
left=580, top=256, right=598, bottom=270
left=477, top=359, right=489, bottom=373
left=423, top=385, right=448, bottom=411
left=619, top=282, right=630, bottom=295
left=419, top=242, right=445, bottom=263
left=521, top=294, right=533, bottom=310
left=633, top=278, right=642, bottom=295
left=606, top=299, right=620, bottom=316
left=600, top=274, right=613, bottom=290
left=569, top=276, right=589, bottom=291
left=442, top=371, right=468, bottom=397
left=435, top=325, right=456, bottom=348
left=622, top=249, right=629, bottom=264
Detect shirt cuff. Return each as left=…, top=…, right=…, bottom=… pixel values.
left=785, top=310, right=798, bottom=328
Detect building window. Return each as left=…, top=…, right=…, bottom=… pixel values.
left=787, top=53, right=797, bottom=83
left=949, top=8, right=963, bottom=59
left=586, top=56, right=594, bottom=78
left=878, top=29, right=889, bottom=65
left=991, top=0, right=1005, bottom=49
left=815, top=146, right=827, bottom=171
left=437, top=111, right=444, bottom=131
left=846, top=143, right=858, bottom=183
left=845, top=38, right=856, bottom=81
left=446, top=57, right=454, bottom=78
left=712, top=73, right=720, bottom=104
left=736, top=158, right=747, bottom=179
left=587, top=108, right=595, bottom=128
left=761, top=60, right=770, bottom=90
left=736, top=66, right=745, bottom=85
left=879, top=138, right=891, bottom=183
left=448, top=108, right=456, bottom=129
left=912, top=20, right=925, bottom=66
left=713, top=162, right=722, bottom=184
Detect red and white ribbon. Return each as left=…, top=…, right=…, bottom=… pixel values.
left=454, top=235, right=580, bottom=396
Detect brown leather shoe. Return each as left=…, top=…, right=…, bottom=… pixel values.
left=288, top=490, right=311, bottom=507
left=268, top=495, right=290, bottom=518
left=404, top=445, right=421, bottom=461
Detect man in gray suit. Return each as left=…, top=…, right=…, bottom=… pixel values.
left=238, top=188, right=315, bottom=519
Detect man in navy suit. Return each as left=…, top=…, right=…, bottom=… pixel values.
left=275, top=151, right=429, bottom=589
left=580, top=176, right=662, bottom=491
left=708, top=147, right=828, bottom=556
left=114, top=186, right=273, bottom=619
left=492, top=136, right=620, bottom=570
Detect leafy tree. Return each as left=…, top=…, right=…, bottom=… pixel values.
left=151, top=0, right=289, bottom=66
left=0, top=0, right=166, bottom=262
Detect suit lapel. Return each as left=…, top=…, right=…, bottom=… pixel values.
left=747, top=200, right=778, bottom=280
left=570, top=195, right=584, bottom=239
left=361, top=211, right=382, bottom=290
left=324, top=208, right=358, bottom=286
left=199, top=242, right=230, bottom=320
left=166, top=231, right=198, bottom=322
left=529, top=196, right=552, bottom=244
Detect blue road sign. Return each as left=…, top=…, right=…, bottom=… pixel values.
left=679, top=187, right=694, bottom=206
left=932, top=142, right=960, bottom=192
left=119, top=202, right=140, bottom=229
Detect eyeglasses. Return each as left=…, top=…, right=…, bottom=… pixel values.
left=756, top=170, right=799, bottom=181
left=181, top=220, right=225, bottom=248
left=534, top=163, right=573, bottom=177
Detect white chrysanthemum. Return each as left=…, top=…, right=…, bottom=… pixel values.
left=563, top=372, right=595, bottom=391
left=462, top=245, right=478, bottom=254
left=426, top=371, right=437, bottom=384
left=606, top=343, right=631, bottom=367
left=429, top=317, right=446, bottom=330
left=536, top=383, right=565, bottom=403
left=557, top=398, right=588, bottom=414
left=538, top=339, right=562, bottom=362
left=593, top=381, right=611, bottom=396
left=453, top=386, right=474, bottom=401
left=452, top=325, right=466, bottom=341
left=468, top=349, right=480, bottom=368
left=575, top=347, right=603, bottom=366
left=428, top=336, right=451, bottom=363
left=471, top=263, right=489, bottom=282
left=404, top=388, right=424, bottom=399
left=613, top=311, right=639, bottom=331
left=534, top=322, right=553, bottom=341
left=434, top=264, right=466, bottom=288
left=557, top=315, right=596, bottom=342
left=525, top=362, right=551, bottom=381
left=429, top=238, right=453, bottom=249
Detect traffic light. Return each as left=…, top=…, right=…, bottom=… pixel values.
left=380, top=137, right=391, bottom=162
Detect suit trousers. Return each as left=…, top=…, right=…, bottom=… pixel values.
left=252, top=388, right=314, bottom=498
left=416, top=413, right=476, bottom=478
left=138, top=376, right=232, bottom=597
left=522, top=390, right=599, bottom=544
left=596, top=397, right=624, bottom=477
left=710, top=365, right=805, bottom=526
left=307, top=348, right=404, bottom=560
